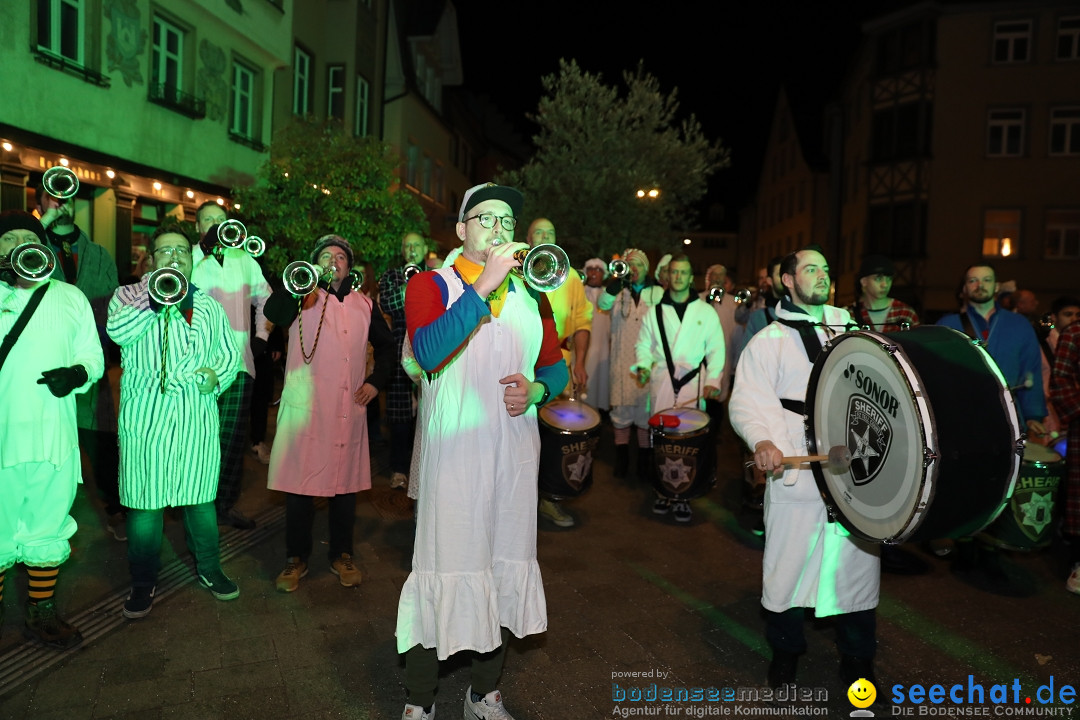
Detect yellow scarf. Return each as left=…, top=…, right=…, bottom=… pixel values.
left=454, top=254, right=511, bottom=318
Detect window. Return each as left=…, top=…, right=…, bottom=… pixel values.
left=876, top=20, right=931, bottom=75
left=152, top=15, right=183, bottom=93
left=868, top=201, right=926, bottom=258
left=230, top=60, right=256, bottom=139
left=1056, top=16, right=1080, bottom=60
left=354, top=75, right=370, bottom=136
left=1046, top=210, right=1080, bottom=259
left=983, top=209, right=1021, bottom=257
left=434, top=163, right=445, bottom=205
left=293, top=46, right=312, bottom=116
left=1050, top=107, right=1080, bottom=155
left=37, top=0, right=83, bottom=64
left=421, top=155, right=432, bottom=196
left=987, top=109, right=1025, bottom=157
left=327, top=65, right=345, bottom=121
left=993, top=20, right=1031, bottom=63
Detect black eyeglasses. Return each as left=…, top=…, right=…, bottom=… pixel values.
left=464, top=213, right=517, bottom=231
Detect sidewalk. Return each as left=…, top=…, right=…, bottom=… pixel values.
left=1, top=411, right=1078, bottom=718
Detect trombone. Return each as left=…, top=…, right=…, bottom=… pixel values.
left=494, top=241, right=570, bottom=292
left=608, top=258, right=629, bottom=279
left=707, top=286, right=754, bottom=304
left=148, top=266, right=188, bottom=306
left=244, top=236, right=266, bottom=258
left=403, top=263, right=424, bottom=282
left=42, top=166, right=79, bottom=201
left=349, top=268, right=365, bottom=293
left=283, top=260, right=334, bottom=296
left=216, top=219, right=247, bottom=249
left=0, top=243, right=56, bottom=282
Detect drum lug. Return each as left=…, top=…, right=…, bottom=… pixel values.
left=1015, top=438, right=1026, bottom=456
left=922, top=447, right=938, bottom=468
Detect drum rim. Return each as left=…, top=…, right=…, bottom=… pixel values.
left=538, top=398, right=602, bottom=433
left=650, top=406, right=710, bottom=438
left=806, top=329, right=939, bottom=543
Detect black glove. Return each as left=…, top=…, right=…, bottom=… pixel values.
left=37, top=365, right=89, bottom=398
left=200, top=227, right=218, bottom=255
left=605, top=276, right=628, bottom=296
left=251, top=337, right=268, bottom=359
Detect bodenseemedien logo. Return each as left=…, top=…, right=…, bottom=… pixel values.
left=848, top=678, right=877, bottom=717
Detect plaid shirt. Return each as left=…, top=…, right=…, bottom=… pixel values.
left=378, top=267, right=414, bottom=423
left=847, top=298, right=920, bottom=333
left=1050, top=323, right=1080, bottom=536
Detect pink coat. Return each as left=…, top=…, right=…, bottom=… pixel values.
left=268, top=289, right=373, bottom=496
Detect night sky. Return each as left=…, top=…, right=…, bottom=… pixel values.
left=456, top=1, right=914, bottom=224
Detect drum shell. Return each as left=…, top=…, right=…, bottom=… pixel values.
left=538, top=401, right=600, bottom=499
left=650, top=408, right=716, bottom=500
left=807, top=326, right=1022, bottom=543
left=981, top=445, right=1063, bottom=550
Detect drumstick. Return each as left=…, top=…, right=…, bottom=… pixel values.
left=783, top=445, right=852, bottom=470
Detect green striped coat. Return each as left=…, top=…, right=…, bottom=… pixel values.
left=107, top=280, right=241, bottom=510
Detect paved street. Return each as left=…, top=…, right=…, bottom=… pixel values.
left=1, top=403, right=1078, bottom=719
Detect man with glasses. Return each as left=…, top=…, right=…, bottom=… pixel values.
left=191, top=201, right=271, bottom=530
left=108, top=225, right=243, bottom=619
left=525, top=217, right=591, bottom=528
left=396, top=184, right=567, bottom=720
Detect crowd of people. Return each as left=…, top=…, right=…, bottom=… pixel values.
left=2, top=179, right=1079, bottom=720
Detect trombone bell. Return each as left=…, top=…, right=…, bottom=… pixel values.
left=403, top=263, right=423, bottom=282
left=0, top=243, right=56, bottom=282
left=608, top=259, right=629, bottom=279
left=217, top=219, right=247, bottom=249
left=349, top=268, right=365, bottom=293
left=514, top=244, right=569, bottom=293
left=707, top=285, right=724, bottom=303
left=244, top=236, right=266, bottom=258
left=148, top=266, right=189, bottom=306
left=283, top=260, right=331, bottom=296
left=43, top=166, right=79, bottom=201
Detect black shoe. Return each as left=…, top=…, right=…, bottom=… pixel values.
left=881, top=545, right=930, bottom=575
left=767, top=650, right=799, bottom=687
left=636, top=447, right=653, bottom=482
left=614, top=445, right=629, bottom=479
left=839, top=653, right=876, bottom=687
left=24, top=599, right=83, bottom=649
left=123, top=585, right=156, bottom=619
left=218, top=508, right=256, bottom=530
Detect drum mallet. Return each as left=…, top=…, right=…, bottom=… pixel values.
left=744, top=445, right=852, bottom=485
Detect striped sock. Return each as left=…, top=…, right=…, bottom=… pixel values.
left=637, top=426, right=651, bottom=448
left=0, top=570, right=5, bottom=605
left=27, top=566, right=58, bottom=604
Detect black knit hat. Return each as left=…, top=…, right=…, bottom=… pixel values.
left=0, top=210, right=49, bottom=246
left=857, top=254, right=895, bottom=280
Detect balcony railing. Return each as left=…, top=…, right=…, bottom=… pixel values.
left=228, top=132, right=267, bottom=153
left=148, top=83, right=206, bottom=120
left=33, top=47, right=110, bottom=87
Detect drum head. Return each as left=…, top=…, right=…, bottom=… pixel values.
left=653, top=407, right=710, bottom=437
left=806, top=331, right=937, bottom=542
left=539, top=399, right=601, bottom=433
left=1023, top=441, right=1062, bottom=466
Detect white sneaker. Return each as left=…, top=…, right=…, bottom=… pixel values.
left=538, top=497, right=574, bottom=527
left=464, top=686, right=514, bottom=720
left=1067, top=564, right=1080, bottom=595
left=401, top=703, right=434, bottom=719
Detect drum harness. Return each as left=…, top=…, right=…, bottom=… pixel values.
left=772, top=310, right=855, bottom=417
left=654, top=302, right=705, bottom=405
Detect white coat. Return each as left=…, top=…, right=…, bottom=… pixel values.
left=728, top=302, right=880, bottom=617
left=598, top=285, right=658, bottom=410
left=583, top=284, right=611, bottom=410
left=634, top=297, right=725, bottom=412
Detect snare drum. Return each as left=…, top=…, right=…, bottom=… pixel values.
left=981, top=441, right=1063, bottom=550
left=538, top=399, right=601, bottom=499
left=650, top=407, right=716, bottom=500
left=805, top=326, right=1023, bottom=543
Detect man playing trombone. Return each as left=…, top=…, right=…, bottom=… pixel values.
left=0, top=210, right=103, bottom=648
left=263, top=234, right=394, bottom=593
left=191, top=201, right=271, bottom=530
left=107, top=225, right=243, bottom=619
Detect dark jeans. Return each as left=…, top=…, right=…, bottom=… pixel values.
left=78, top=428, right=122, bottom=516
left=765, top=607, right=876, bottom=659
left=405, top=627, right=511, bottom=708
left=127, top=502, right=220, bottom=587
left=389, top=419, right=415, bottom=476
left=216, top=372, right=252, bottom=513
left=284, top=493, right=356, bottom=562
left=250, top=351, right=275, bottom=446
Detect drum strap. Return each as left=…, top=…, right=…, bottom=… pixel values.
left=655, top=303, right=701, bottom=396
left=774, top=316, right=824, bottom=365
left=0, top=282, right=50, bottom=376
left=780, top=398, right=805, bottom=415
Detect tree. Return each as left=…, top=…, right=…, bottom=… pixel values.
left=232, top=118, right=427, bottom=278
left=500, top=59, right=730, bottom=263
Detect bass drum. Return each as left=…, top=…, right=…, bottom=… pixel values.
left=805, top=326, right=1023, bottom=544
left=650, top=407, right=716, bottom=500
left=538, top=399, right=601, bottom=500
left=980, top=441, right=1064, bottom=550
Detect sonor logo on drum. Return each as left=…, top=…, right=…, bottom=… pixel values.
left=845, top=396, right=892, bottom=485
left=843, top=363, right=900, bottom=419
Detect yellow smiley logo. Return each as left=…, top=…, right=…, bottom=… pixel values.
left=847, top=678, right=876, bottom=708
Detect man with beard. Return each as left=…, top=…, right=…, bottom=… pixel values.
left=729, top=248, right=879, bottom=690
left=937, top=264, right=1046, bottom=592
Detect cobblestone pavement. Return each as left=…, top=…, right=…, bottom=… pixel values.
left=1, top=405, right=1078, bottom=719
